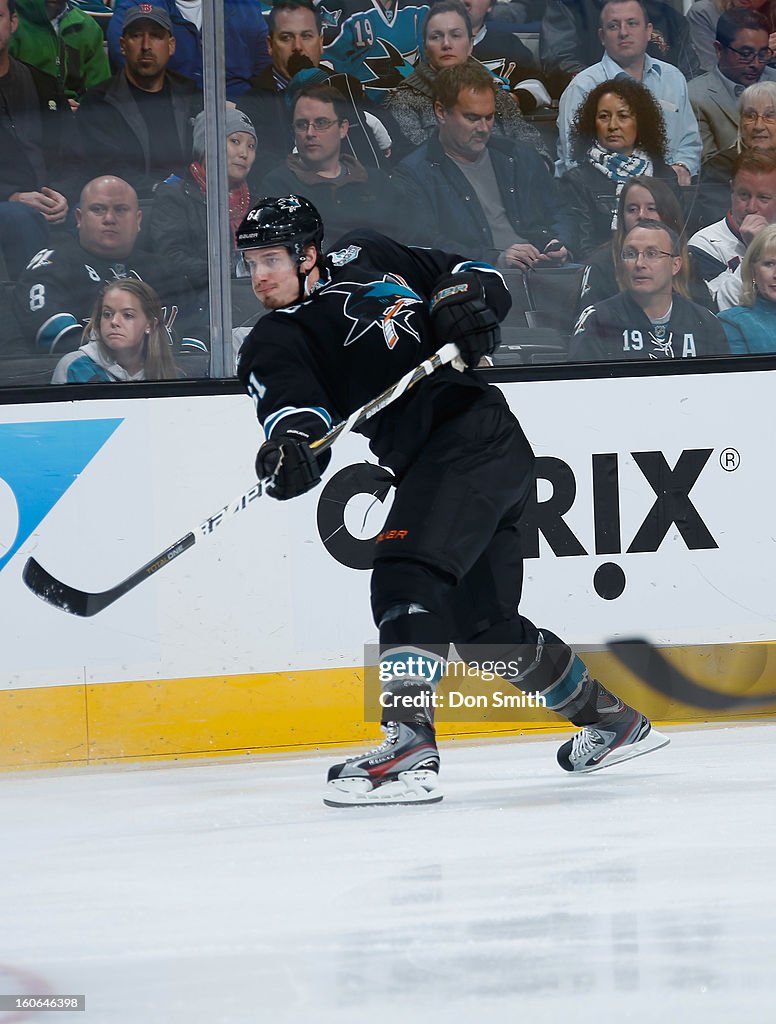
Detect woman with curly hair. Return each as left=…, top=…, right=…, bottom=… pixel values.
left=559, top=78, right=677, bottom=258
left=574, top=175, right=712, bottom=318
left=52, top=280, right=179, bottom=383
left=384, top=0, right=549, bottom=163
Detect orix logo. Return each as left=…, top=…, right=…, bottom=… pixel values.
left=316, top=449, right=723, bottom=599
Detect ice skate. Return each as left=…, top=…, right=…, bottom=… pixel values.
left=557, top=697, right=669, bottom=774
left=324, top=721, right=442, bottom=807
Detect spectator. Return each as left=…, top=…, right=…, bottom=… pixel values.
left=322, top=0, right=428, bottom=102
left=688, top=148, right=776, bottom=308
left=575, top=174, right=712, bottom=315
left=687, top=0, right=776, bottom=74
left=569, top=219, right=729, bottom=360
left=237, top=1, right=403, bottom=184
left=462, top=0, right=551, bottom=106
left=541, top=0, right=701, bottom=98
left=261, top=84, right=404, bottom=242
left=560, top=78, right=677, bottom=257
left=393, top=61, right=571, bottom=266
left=10, top=0, right=109, bottom=102
left=556, top=0, right=702, bottom=184
left=718, top=220, right=776, bottom=350
left=52, top=278, right=179, bottom=381
left=15, top=175, right=198, bottom=354
left=689, top=8, right=776, bottom=166
left=694, top=77, right=776, bottom=225
left=76, top=4, right=201, bottom=199
left=386, top=0, right=548, bottom=160
left=107, top=0, right=270, bottom=99
left=739, top=78, right=776, bottom=152
left=149, top=108, right=256, bottom=300
left=0, top=0, right=74, bottom=279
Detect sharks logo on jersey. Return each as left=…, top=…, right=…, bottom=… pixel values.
left=325, top=278, right=423, bottom=348
left=363, top=39, right=419, bottom=92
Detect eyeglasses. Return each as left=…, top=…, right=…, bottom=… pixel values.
left=293, top=117, right=341, bottom=133
left=741, top=109, right=776, bottom=125
left=620, top=247, right=674, bottom=262
left=725, top=43, right=774, bottom=64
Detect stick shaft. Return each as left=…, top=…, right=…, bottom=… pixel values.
left=24, top=344, right=462, bottom=616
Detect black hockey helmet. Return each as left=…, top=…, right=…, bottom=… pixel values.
left=235, top=195, right=324, bottom=263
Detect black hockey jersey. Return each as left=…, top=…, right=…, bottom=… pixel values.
left=569, top=290, right=730, bottom=362
left=237, top=230, right=511, bottom=472
left=14, top=233, right=192, bottom=354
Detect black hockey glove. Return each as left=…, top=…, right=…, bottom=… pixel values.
left=429, top=272, right=501, bottom=367
left=255, top=431, right=321, bottom=501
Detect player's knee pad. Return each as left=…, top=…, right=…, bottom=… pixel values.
left=371, top=557, right=455, bottom=628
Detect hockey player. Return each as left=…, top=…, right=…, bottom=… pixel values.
left=235, top=194, right=669, bottom=807
left=570, top=220, right=730, bottom=361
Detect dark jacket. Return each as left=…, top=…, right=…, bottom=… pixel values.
left=569, top=289, right=728, bottom=361
left=107, top=0, right=270, bottom=98
left=0, top=57, right=78, bottom=202
left=558, top=157, right=677, bottom=257
left=75, top=69, right=202, bottom=198
left=540, top=0, right=701, bottom=95
left=261, top=154, right=410, bottom=245
left=147, top=173, right=209, bottom=289
left=148, top=172, right=246, bottom=286
left=393, top=131, right=572, bottom=261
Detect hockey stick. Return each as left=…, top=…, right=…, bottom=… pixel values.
left=607, top=639, right=776, bottom=710
left=23, top=343, right=464, bottom=617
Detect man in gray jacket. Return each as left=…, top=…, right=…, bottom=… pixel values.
left=689, top=7, right=776, bottom=165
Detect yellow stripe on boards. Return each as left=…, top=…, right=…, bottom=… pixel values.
left=0, top=645, right=774, bottom=770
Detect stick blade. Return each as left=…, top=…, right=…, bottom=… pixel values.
left=23, top=557, right=96, bottom=617
left=607, top=638, right=776, bottom=711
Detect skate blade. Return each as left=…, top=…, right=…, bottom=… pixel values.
left=323, top=769, right=443, bottom=808
left=575, top=729, right=670, bottom=774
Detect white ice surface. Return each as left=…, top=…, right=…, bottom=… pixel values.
left=1, top=723, right=775, bottom=1024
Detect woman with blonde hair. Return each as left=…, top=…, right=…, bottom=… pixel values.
left=718, top=222, right=776, bottom=351
left=52, top=279, right=179, bottom=383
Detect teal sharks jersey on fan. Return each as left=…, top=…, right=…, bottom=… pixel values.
left=320, top=0, right=429, bottom=103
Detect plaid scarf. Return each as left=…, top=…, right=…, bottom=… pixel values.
left=189, top=161, right=252, bottom=246
left=587, top=142, right=654, bottom=229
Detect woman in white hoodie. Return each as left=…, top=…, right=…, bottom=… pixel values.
left=52, top=279, right=179, bottom=384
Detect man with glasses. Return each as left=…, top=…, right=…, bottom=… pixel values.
left=689, top=148, right=776, bottom=309
left=260, top=83, right=408, bottom=241
left=237, top=1, right=403, bottom=184
left=556, top=0, right=701, bottom=183
left=570, top=219, right=729, bottom=360
left=689, top=9, right=776, bottom=167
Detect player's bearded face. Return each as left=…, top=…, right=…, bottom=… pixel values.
left=245, top=246, right=305, bottom=309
